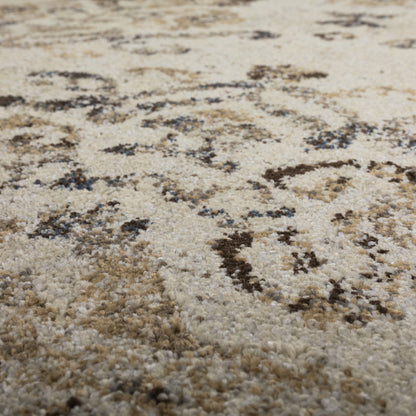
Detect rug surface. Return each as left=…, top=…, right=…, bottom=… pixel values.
left=1, top=0, right=416, bottom=415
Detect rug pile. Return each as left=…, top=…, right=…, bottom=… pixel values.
left=1, top=0, right=416, bottom=415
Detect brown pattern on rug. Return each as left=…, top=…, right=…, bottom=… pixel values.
left=1, top=0, right=416, bottom=415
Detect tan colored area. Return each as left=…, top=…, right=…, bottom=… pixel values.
left=77, top=254, right=199, bottom=352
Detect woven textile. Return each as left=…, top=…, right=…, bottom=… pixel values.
left=1, top=0, right=416, bottom=415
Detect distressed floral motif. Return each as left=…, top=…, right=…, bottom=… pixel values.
left=1, top=0, right=415, bottom=415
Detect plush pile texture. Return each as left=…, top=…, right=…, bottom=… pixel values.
left=1, top=0, right=416, bottom=415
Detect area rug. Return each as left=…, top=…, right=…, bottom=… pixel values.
left=1, top=0, right=416, bottom=414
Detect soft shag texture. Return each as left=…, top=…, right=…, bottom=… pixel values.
left=1, top=0, right=416, bottom=415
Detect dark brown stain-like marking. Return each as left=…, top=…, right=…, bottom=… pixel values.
left=221, top=160, right=239, bottom=173
left=359, top=272, right=377, bottom=280
left=344, top=313, right=361, bottom=324
left=356, top=233, right=378, bottom=249
left=263, top=160, right=361, bottom=189
left=26, top=201, right=125, bottom=243
left=292, top=251, right=321, bottom=274
left=212, top=232, right=262, bottom=293
left=66, top=396, right=82, bottom=409
left=367, top=160, right=405, bottom=174
left=102, top=173, right=135, bottom=188
left=331, top=210, right=354, bottom=224
left=9, top=134, right=42, bottom=146
left=248, top=65, right=327, bottom=81
left=288, top=280, right=348, bottom=314
left=406, top=170, right=416, bottom=183
left=147, top=386, right=171, bottom=404
left=367, top=161, right=416, bottom=183
left=314, top=32, right=355, bottom=41
left=328, top=279, right=345, bottom=304
left=197, top=81, right=260, bottom=90
left=0, top=95, right=25, bottom=107
left=28, top=214, right=72, bottom=239
left=137, top=101, right=169, bottom=113
left=305, top=122, right=376, bottom=150
left=102, top=143, right=138, bottom=156
left=244, top=207, right=295, bottom=219
left=51, top=169, right=99, bottom=191
left=369, top=300, right=388, bottom=315
left=120, top=218, right=149, bottom=238
left=198, top=206, right=225, bottom=218
left=247, top=180, right=268, bottom=190
left=251, top=31, right=280, bottom=40
left=142, top=116, right=204, bottom=133
left=270, top=109, right=296, bottom=117
left=288, top=297, right=313, bottom=312
left=276, top=227, right=298, bottom=245
left=29, top=70, right=106, bottom=81
left=34, top=95, right=115, bottom=112
left=51, top=138, right=77, bottom=150
left=318, top=13, right=392, bottom=28
left=186, top=137, right=216, bottom=165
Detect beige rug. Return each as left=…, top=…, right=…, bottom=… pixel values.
left=1, top=0, right=416, bottom=414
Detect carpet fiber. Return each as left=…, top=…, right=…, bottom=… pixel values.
left=1, top=0, right=416, bottom=415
